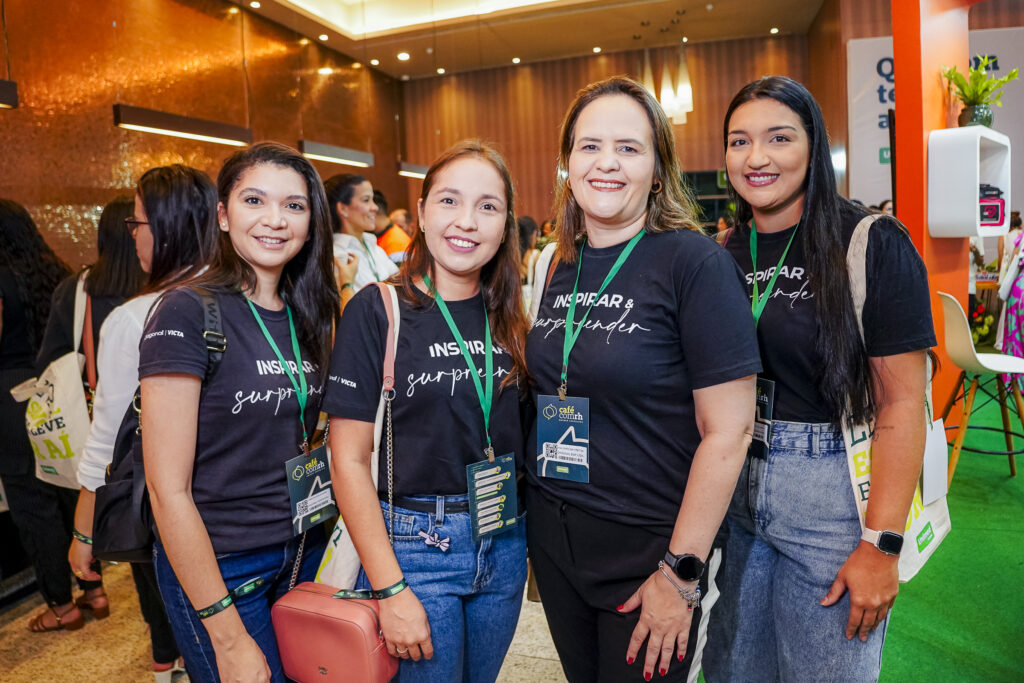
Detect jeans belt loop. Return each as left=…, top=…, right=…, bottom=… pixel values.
left=436, top=495, right=445, bottom=526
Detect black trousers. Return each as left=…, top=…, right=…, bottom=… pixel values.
left=130, top=561, right=181, bottom=665
left=0, top=472, right=102, bottom=606
left=526, top=484, right=722, bottom=683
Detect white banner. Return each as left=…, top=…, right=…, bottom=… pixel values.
left=847, top=28, right=1024, bottom=212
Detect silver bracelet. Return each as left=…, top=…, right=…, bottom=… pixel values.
left=658, top=561, right=701, bottom=610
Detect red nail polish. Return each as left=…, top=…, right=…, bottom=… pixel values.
left=660, top=668, right=667, bottom=676
left=627, top=657, right=634, bottom=665
left=677, top=654, right=684, bottom=662
left=617, top=604, right=624, bottom=610
left=644, top=673, right=652, bottom=682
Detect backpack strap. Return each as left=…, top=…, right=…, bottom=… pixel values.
left=194, top=287, right=227, bottom=380
left=529, top=242, right=558, bottom=321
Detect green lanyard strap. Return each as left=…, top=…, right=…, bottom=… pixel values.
left=246, top=299, right=310, bottom=448
left=423, top=275, right=495, bottom=461
left=560, top=230, right=644, bottom=399
left=749, top=220, right=799, bottom=327
left=360, top=234, right=382, bottom=282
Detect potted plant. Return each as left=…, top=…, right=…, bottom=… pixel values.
left=942, top=55, right=1019, bottom=127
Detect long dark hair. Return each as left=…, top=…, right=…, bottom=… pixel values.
left=554, top=76, right=700, bottom=262
left=85, top=195, right=144, bottom=298
left=137, top=165, right=219, bottom=293
left=324, top=174, right=368, bottom=235
left=0, top=200, right=71, bottom=349
left=188, top=142, right=338, bottom=374
left=724, top=76, right=874, bottom=426
left=399, top=139, right=529, bottom=388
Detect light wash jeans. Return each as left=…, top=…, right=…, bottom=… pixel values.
left=357, top=494, right=528, bottom=683
left=704, top=421, right=888, bottom=683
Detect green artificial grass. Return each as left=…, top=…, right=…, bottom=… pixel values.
left=881, top=395, right=1024, bottom=682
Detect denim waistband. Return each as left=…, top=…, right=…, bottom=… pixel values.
left=769, top=420, right=846, bottom=451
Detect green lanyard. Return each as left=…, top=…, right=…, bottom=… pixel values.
left=246, top=299, right=310, bottom=448
left=423, top=274, right=495, bottom=461
left=360, top=234, right=382, bottom=282
left=749, top=220, right=799, bottom=327
left=560, top=229, right=644, bottom=399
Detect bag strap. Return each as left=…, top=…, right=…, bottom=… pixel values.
left=372, top=283, right=400, bottom=546
left=82, top=295, right=97, bottom=391
left=846, top=214, right=878, bottom=341
left=194, top=288, right=227, bottom=379
left=72, top=271, right=88, bottom=354
left=529, top=242, right=558, bottom=322
left=715, top=226, right=734, bottom=247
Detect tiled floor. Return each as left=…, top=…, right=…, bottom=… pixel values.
left=0, top=561, right=567, bottom=682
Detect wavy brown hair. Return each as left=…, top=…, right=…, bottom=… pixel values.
left=553, top=76, right=700, bottom=262
left=398, top=139, right=529, bottom=389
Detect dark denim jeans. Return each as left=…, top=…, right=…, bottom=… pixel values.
left=153, top=528, right=325, bottom=683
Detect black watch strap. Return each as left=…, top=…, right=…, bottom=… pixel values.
left=663, top=551, right=706, bottom=582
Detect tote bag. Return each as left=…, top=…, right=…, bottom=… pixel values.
left=842, top=215, right=951, bottom=582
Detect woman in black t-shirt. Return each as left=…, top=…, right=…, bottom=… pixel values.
left=703, top=77, right=935, bottom=682
left=324, top=140, right=530, bottom=682
left=141, top=143, right=339, bottom=683
left=525, top=77, right=760, bottom=683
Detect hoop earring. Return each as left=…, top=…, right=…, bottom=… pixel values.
left=651, top=180, right=663, bottom=194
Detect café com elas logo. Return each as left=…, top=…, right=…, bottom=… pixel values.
left=291, top=456, right=327, bottom=481
left=544, top=404, right=583, bottom=423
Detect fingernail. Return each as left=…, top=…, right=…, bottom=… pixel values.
left=616, top=604, right=624, bottom=610
left=677, top=654, right=684, bottom=662
left=627, top=657, right=634, bottom=665
left=660, top=668, right=667, bottom=676
left=644, top=673, right=652, bottom=682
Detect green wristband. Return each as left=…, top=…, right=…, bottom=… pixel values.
left=196, top=594, right=233, bottom=620
left=341, top=282, right=355, bottom=292
left=73, top=529, right=93, bottom=545
left=333, top=577, right=409, bottom=601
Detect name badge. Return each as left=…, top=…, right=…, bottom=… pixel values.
left=536, top=394, right=590, bottom=482
left=285, top=444, right=338, bottom=536
left=750, top=377, right=775, bottom=459
left=466, top=453, right=518, bottom=541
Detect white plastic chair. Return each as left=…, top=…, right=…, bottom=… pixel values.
left=938, top=291, right=1023, bottom=485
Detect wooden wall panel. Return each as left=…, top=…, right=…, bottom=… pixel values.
left=0, top=0, right=405, bottom=266
left=969, top=0, right=1024, bottom=30
left=807, top=0, right=848, bottom=194
left=402, top=37, right=807, bottom=223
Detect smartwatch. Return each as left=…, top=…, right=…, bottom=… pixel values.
left=663, top=551, right=705, bottom=582
left=861, top=527, right=904, bottom=555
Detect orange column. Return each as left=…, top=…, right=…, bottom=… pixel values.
left=892, top=0, right=984, bottom=414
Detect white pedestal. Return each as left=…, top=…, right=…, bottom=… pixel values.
left=928, top=125, right=1011, bottom=238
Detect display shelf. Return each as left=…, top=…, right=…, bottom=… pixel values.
left=928, top=125, right=1011, bottom=238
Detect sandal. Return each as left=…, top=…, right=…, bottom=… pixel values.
left=27, top=604, right=84, bottom=632
left=75, top=589, right=110, bottom=619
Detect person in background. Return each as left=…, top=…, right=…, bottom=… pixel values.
left=0, top=199, right=80, bottom=632
left=536, top=219, right=556, bottom=249
left=326, top=140, right=530, bottom=682
left=526, top=76, right=759, bottom=683
left=325, top=174, right=399, bottom=291
left=391, top=208, right=415, bottom=237
left=518, top=215, right=541, bottom=285
left=69, top=174, right=219, bottom=681
left=878, top=199, right=894, bottom=215
left=704, top=76, right=934, bottom=683
left=374, top=189, right=412, bottom=264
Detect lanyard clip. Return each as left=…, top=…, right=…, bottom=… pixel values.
left=557, top=383, right=567, bottom=401
left=301, top=436, right=310, bottom=458
left=485, top=445, right=495, bottom=463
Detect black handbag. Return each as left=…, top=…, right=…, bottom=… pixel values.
left=92, top=288, right=227, bottom=562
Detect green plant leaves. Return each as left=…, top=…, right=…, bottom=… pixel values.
left=942, top=55, right=1019, bottom=107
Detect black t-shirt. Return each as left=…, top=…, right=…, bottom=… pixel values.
left=138, top=288, right=323, bottom=553
left=525, top=229, right=762, bottom=533
left=0, top=266, right=34, bottom=370
left=722, top=205, right=937, bottom=423
left=35, top=273, right=125, bottom=373
left=323, top=286, right=522, bottom=498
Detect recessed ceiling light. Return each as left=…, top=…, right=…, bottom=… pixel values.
left=660, top=27, right=669, bottom=33
left=298, top=38, right=310, bottom=46
left=426, top=47, right=434, bottom=55
left=706, top=3, right=714, bottom=10
left=318, top=34, right=328, bottom=41
left=227, top=6, right=239, bottom=14
left=640, top=20, right=650, bottom=27
left=249, top=1, right=261, bottom=8
left=633, top=34, right=642, bottom=40
left=397, top=52, right=411, bottom=61
left=436, top=67, right=445, bottom=74
left=352, top=62, right=362, bottom=69
left=682, top=36, right=689, bottom=43
left=770, top=27, right=780, bottom=34
left=512, top=57, right=521, bottom=64
left=676, top=8, right=686, bottom=15
left=318, top=67, right=332, bottom=75
left=401, top=74, right=410, bottom=81
left=671, top=18, right=679, bottom=24
left=592, top=47, right=602, bottom=53
left=370, top=59, right=380, bottom=66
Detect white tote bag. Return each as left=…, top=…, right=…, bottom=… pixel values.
left=11, top=272, right=93, bottom=489
left=315, top=284, right=401, bottom=588
left=842, top=215, right=951, bottom=582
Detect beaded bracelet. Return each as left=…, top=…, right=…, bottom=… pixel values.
left=72, top=529, right=93, bottom=545
left=658, top=561, right=701, bottom=611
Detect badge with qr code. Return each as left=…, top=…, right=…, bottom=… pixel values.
left=285, top=444, right=337, bottom=535
left=536, top=394, right=590, bottom=482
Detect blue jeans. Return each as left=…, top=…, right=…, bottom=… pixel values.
left=154, top=528, right=325, bottom=683
left=703, top=421, right=888, bottom=683
left=357, top=494, right=528, bottom=683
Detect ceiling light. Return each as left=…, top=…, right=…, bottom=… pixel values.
left=227, top=7, right=240, bottom=14
left=318, top=67, right=333, bottom=75
left=401, top=75, right=410, bottom=81
left=592, top=47, right=601, bottom=53
left=426, top=47, right=434, bottom=55
left=0, top=80, right=19, bottom=109
left=682, top=36, right=689, bottom=43
left=640, top=20, right=650, bottom=27
left=671, top=18, right=679, bottom=24
left=299, top=38, right=310, bottom=45
left=770, top=27, right=780, bottom=34
left=299, top=140, right=374, bottom=168
left=706, top=3, right=713, bottom=10
left=397, top=52, right=410, bottom=61
left=249, top=1, right=260, bottom=8
left=113, top=104, right=252, bottom=147
left=318, top=34, right=328, bottom=41
left=436, top=67, right=446, bottom=74
left=399, top=161, right=429, bottom=179
left=370, top=59, right=380, bottom=66
left=633, top=34, right=642, bottom=40
left=512, top=57, right=521, bottom=64
left=352, top=62, right=362, bottom=69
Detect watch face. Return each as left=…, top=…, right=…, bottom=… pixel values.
left=673, top=555, right=705, bottom=582
left=878, top=531, right=904, bottom=555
